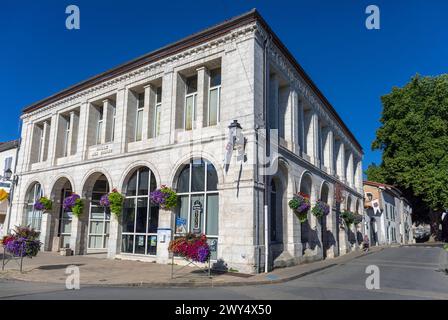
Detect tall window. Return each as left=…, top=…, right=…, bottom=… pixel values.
left=154, top=87, right=162, bottom=137
left=184, top=76, right=197, bottom=130
left=26, top=183, right=43, bottom=231
left=121, top=167, right=158, bottom=255
left=135, top=93, right=144, bottom=141
left=110, top=105, right=116, bottom=142
left=208, top=68, right=221, bottom=126
left=176, top=159, right=219, bottom=260
left=62, top=116, right=71, bottom=157
left=3, top=157, right=12, bottom=176
left=37, top=125, right=44, bottom=161
left=95, top=106, right=103, bottom=145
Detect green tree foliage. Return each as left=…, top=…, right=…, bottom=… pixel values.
left=370, top=74, right=448, bottom=219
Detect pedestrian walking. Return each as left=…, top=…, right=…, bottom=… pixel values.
left=362, top=235, right=370, bottom=252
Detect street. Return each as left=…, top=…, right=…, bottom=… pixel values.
left=0, top=246, right=447, bottom=300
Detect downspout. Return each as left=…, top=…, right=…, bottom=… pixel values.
left=263, top=34, right=271, bottom=273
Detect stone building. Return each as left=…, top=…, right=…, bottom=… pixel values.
left=0, top=139, right=19, bottom=236
left=9, top=9, right=363, bottom=273
left=363, top=181, right=414, bottom=246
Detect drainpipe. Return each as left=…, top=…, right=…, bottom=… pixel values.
left=263, top=35, right=271, bottom=273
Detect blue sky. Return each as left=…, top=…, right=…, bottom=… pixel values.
left=1, top=0, right=447, bottom=170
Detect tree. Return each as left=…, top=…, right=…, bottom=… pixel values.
left=370, top=74, right=448, bottom=236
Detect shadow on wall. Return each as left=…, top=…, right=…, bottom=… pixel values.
left=308, top=226, right=321, bottom=251
left=325, top=230, right=337, bottom=250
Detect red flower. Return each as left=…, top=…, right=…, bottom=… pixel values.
left=298, top=192, right=310, bottom=199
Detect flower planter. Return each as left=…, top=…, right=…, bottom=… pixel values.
left=150, top=185, right=178, bottom=210
left=289, top=192, right=311, bottom=222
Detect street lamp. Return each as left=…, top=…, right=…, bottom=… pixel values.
left=228, top=120, right=242, bottom=148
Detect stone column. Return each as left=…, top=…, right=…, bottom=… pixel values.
left=347, top=151, right=354, bottom=188
left=40, top=212, right=52, bottom=251
left=339, top=142, right=346, bottom=183
left=115, top=87, right=126, bottom=153
left=69, top=215, right=84, bottom=255
left=156, top=209, right=174, bottom=264
left=77, top=102, right=88, bottom=161
left=298, top=97, right=305, bottom=156
left=196, top=66, right=208, bottom=129
left=328, top=129, right=334, bottom=175
left=312, top=111, right=320, bottom=167
left=107, top=213, right=121, bottom=259
left=47, top=114, right=58, bottom=166
left=292, top=90, right=300, bottom=156
left=283, top=88, right=293, bottom=147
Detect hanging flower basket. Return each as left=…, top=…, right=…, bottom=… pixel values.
left=1, top=226, right=41, bottom=258
left=168, top=233, right=210, bottom=263
left=0, top=189, right=9, bottom=203
left=150, top=185, right=178, bottom=210
left=34, top=196, right=53, bottom=212
left=312, top=200, right=330, bottom=219
left=340, top=210, right=355, bottom=227
left=289, top=192, right=310, bottom=222
left=63, top=193, right=84, bottom=217
left=100, top=188, right=124, bottom=217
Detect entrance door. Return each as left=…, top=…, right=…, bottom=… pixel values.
left=59, top=188, right=72, bottom=249
left=87, top=177, right=110, bottom=250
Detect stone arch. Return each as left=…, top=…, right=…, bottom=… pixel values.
left=299, top=171, right=313, bottom=196
left=80, top=168, right=113, bottom=199
left=170, top=152, right=224, bottom=190
left=119, top=160, right=161, bottom=193
left=319, top=181, right=330, bottom=204
left=50, top=174, right=75, bottom=198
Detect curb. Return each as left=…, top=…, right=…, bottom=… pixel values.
left=0, top=247, right=385, bottom=289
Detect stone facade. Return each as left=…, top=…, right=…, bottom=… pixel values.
left=9, top=10, right=363, bottom=273
left=363, top=181, right=414, bottom=246
left=0, top=140, right=19, bottom=236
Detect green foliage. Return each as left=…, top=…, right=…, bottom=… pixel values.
left=341, top=210, right=355, bottom=227
left=372, top=74, right=448, bottom=213
left=296, top=211, right=308, bottom=223
left=161, top=186, right=178, bottom=210
left=108, top=191, right=124, bottom=217
left=288, top=198, right=299, bottom=210
left=39, top=197, right=53, bottom=211
left=72, top=198, right=83, bottom=217
left=364, top=163, right=386, bottom=183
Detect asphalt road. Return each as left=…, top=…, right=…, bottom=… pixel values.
left=1, top=246, right=447, bottom=300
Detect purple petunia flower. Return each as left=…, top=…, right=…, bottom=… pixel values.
left=63, top=193, right=80, bottom=211
left=100, top=194, right=110, bottom=207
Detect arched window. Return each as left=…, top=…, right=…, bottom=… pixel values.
left=26, top=183, right=43, bottom=231
left=176, top=159, right=219, bottom=259
left=121, top=167, right=158, bottom=255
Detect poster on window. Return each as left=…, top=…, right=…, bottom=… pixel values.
left=192, top=200, right=203, bottom=234
left=175, top=217, right=187, bottom=234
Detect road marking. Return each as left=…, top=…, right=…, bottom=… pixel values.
left=294, top=280, right=448, bottom=300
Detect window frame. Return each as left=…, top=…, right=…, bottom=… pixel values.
left=25, top=183, right=43, bottom=231
left=153, top=87, right=162, bottom=137
left=121, top=167, right=159, bottom=256
left=62, top=116, right=71, bottom=157
left=207, top=69, right=221, bottom=127
left=135, top=92, right=145, bottom=141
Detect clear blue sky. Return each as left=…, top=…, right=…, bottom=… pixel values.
left=1, top=0, right=447, bottom=170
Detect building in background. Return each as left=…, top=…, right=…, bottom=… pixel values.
left=0, top=139, right=19, bottom=236
left=363, top=180, right=414, bottom=246
left=10, top=10, right=363, bottom=273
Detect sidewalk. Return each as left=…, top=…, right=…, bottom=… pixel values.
left=0, top=247, right=384, bottom=288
